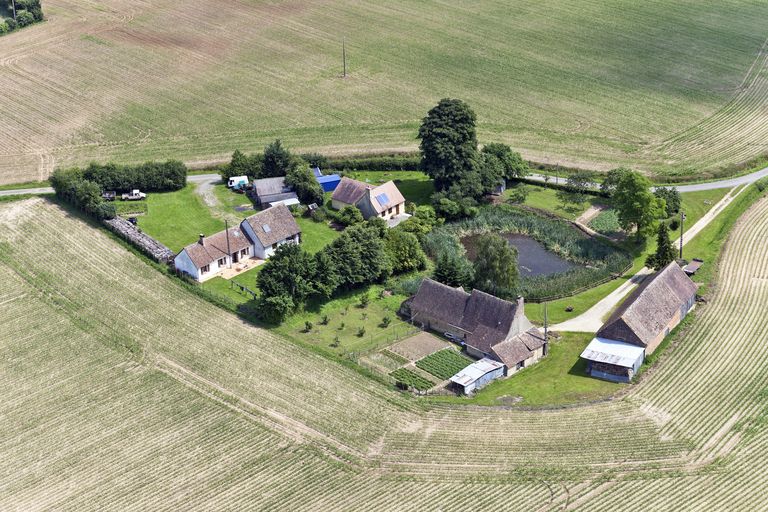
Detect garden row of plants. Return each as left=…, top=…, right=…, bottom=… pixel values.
left=422, top=205, right=632, bottom=301
left=415, top=349, right=471, bottom=380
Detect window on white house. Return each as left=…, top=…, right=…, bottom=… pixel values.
left=272, top=243, right=278, bottom=249
left=241, top=248, right=249, bottom=256
left=218, top=258, right=226, bottom=266
left=201, top=265, right=210, bottom=274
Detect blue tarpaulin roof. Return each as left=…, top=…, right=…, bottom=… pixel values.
left=316, top=173, right=341, bottom=192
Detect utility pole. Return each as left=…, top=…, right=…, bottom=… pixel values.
left=225, top=219, right=232, bottom=269
left=679, top=210, right=685, bottom=259
left=11, top=0, right=17, bottom=19
left=342, top=37, right=347, bottom=78
left=543, top=302, right=548, bottom=340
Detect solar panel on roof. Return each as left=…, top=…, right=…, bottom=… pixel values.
left=375, top=193, right=389, bottom=206
left=262, top=224, right=271, bottom=233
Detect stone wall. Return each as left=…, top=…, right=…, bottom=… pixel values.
left=103, top=217, right=175, bottom=263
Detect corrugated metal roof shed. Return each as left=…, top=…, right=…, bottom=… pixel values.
left=450, top=358, right=504, bottom=386
left=580, top=337, right=645, bottom=369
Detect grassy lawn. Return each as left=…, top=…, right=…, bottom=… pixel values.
left=138, top=184, right=224, bottom=252
left=114, top=200, right=148, bottom=217
left=347, top=171, right=434, bottom=205
left=430, top=332, right=622, bottom=407
left=275, top=285, right=417, bottom=359
left=508, top=184, right=602, bottom=220
left=678, top=188, right=729, bottom=228
left=212, top=184, right=254, bottom=218
left=296, top=217, right=341, bottom=254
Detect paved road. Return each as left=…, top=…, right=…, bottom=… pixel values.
left=0, top=173, right=222, bottom=197
left=3, top=165, right=768, bottom=197
left=551, top=185, right=749, bottom=332
left=526, top=164, right=768, bottom=193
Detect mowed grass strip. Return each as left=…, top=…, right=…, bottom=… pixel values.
left=415, top=349, right=472, bottom=380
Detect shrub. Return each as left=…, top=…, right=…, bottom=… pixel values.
left=0, top=21, right=8, bottom=34
left=654, top=187, right=681, bottom=217
left=303, top=320, right=313, bottom=333
left=5, top=17, right=17, bottom=31
left=300, top=152, right=329, bottom=169
left=320, top=314, right=329, bottom=325
left=357, top=326, right=366, bottom=337
left=336, top=205, right=364, bottom=226
left=669, top=218, right=680, bottom=231
left=93, top=202, right=117, bottom=220
left=359, top=294, right=370, bottom=308
left=310, top=207, right=327, bottom=222
left=381, top=316, right=391, bottom=328
left=755, top=177, right=768, bottom=192
left=16, top=10, right=35, bottom=27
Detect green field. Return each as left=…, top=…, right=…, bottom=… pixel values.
left=3, top=1, right=768, bottom=184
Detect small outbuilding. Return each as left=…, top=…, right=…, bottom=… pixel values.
left=580, top=337, right=645, bottom=383
left=312, top=167, right=342, bottom=192
left=250, top=177, right=298, bottom=208
left=449, top=358, right=504, bottom=394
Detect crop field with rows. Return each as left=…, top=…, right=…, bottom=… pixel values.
left=415, top=349, right=473, bottom=380
left=2, top=1, right=768, bottom=184
left=3, top=196, right=768, bottom=509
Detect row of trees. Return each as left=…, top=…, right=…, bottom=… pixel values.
left=50, top=168, right=116, bottom=220
left=81, top=160, right=187, bottom=192
left=257, top=216, right=430, bottom=322
left=226, top=140, right=324, bottom=205
left=417, top=98, right=528, bottom=219
left=1, top=0, right=43, bottom=34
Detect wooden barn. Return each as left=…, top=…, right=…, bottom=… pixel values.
left=580, top=261, right=697, bottom=382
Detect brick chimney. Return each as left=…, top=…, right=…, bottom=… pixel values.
left=198, top=234, right=205, bottom=245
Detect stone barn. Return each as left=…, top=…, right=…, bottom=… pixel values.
left=581, top=261, right=697, bottom=382
left=405, top=278, right=547, bottom=379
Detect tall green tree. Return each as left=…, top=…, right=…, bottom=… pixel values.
left=262, top=139, right=293, bottom=178
left=472, top=233, right=519, bottom=296
left=433, top=253, right=474, bottom=288
left=654, top=187, right=681, bottom=218
left=600, top=167, right=632, bottom=197
left=557, top=170, right=594, bottom=210
left=646, top=222, right=677, bottom=270
left=417, top=98, right=480, bottom=192
left=385, top=229, right=427, bottom=274
left=322, top=223, right=392, bottom=289
left=285, top=157, right=324, bottom=205
left=481, top=143, right=528, bottom=180
left=613, top=171, right=665, bottom=241
left=257, top=244, right=317, bottom=305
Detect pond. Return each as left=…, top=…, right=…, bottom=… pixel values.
left=461, top=233, right=576, bottom=277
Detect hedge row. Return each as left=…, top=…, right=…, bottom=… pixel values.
left=82, top=160, right=187, bottom=192
left=50, top=168, right=115, bottom=220
left=323, top=155, right=421, bottom=173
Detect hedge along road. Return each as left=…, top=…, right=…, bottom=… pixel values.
left=5, top=162, right=768, bottom=198
left=0, top=173, right=222, bottom=197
